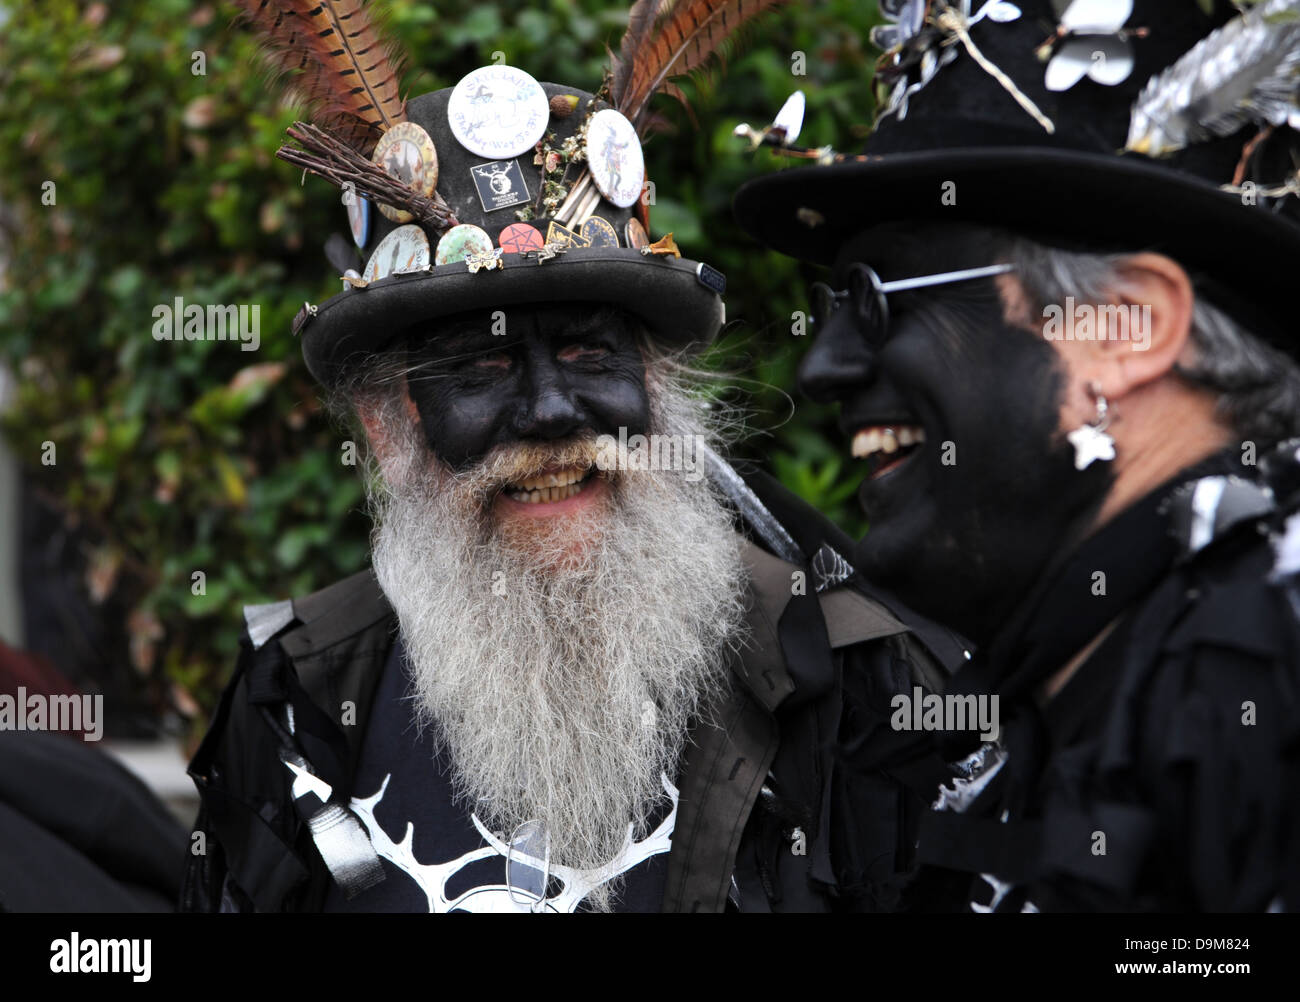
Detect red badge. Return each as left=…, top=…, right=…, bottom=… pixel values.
left=498, top=222, right=545, bottom=254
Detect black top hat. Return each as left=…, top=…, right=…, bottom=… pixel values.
left=293, top=76, right=727, bottom=389
left=734, top=0, right=1300, bottom=339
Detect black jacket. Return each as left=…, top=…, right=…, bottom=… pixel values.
left=0, top=730, right=185, bottom=912
left=905, top=444, right=1300, bottom=912
left=181, top=473, right=961, bottom=912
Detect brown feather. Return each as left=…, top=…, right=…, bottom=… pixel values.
left=611, top=0, right=667, bottom=111
left=613, top=0, right=790, bottom=129
left=235, top=0, right=407, bottom=155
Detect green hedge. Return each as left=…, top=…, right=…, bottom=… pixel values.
left=0, top=0, right=881, bottom=727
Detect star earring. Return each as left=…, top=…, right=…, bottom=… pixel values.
left=1067, top=382, right=1116, bottom=470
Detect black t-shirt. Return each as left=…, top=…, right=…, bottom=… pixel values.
left=323, top=636, right=675, bottom=912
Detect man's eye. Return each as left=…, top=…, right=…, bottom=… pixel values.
left=470, top=353, right=511, bottom=371
left=558, top=344, right=609, bottom=363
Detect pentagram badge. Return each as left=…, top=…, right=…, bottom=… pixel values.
left=448, top=65, right=550, bottom=159
left=498, top=222, right=545, bottom=254
left=469, top=159, right=531, bottom=212
left=580, top=215, right=619, bottom=248
left=363, top=224, right=431, bottom=283
left=586, top=109, right=645, bottom=209
left=372, top=122, right=440, bottom=224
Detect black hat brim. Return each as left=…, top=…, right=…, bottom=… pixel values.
left=301, top=248, right=723, bottom=388
left=734, top=147, right=1300, bottom=341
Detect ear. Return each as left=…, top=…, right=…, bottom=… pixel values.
left=1081, top=252, right=1195, bottom=402
left=357, top=400, right=384, bottom=448
left=357, top=378, right=421, bottom=465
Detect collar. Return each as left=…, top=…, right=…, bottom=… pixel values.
left=944, top=448, right=1248, bottom=734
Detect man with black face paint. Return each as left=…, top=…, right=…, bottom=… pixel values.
left=795, top=222, right=1115, bottom=646
left=736, top=0, right=1300, bottom=912
left=181, top=27, right=962, bottom=912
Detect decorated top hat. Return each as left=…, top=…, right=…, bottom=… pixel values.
left=238, top=1, right=757, bottom=389
left=293, top=76, right=727, bottom=388
left=733, top=0, right=1300, bottom=339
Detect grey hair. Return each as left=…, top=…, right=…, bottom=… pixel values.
left=1004, top=236, right=1300, bottom=443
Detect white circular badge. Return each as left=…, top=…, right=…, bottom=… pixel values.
left=447, top=65, right=550, bottom=159
left=363, top=224, right=431, bottom=283
left=586, top=108, right=645, bottom=209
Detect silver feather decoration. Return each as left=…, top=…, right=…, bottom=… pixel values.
left=1126, top=0, right=1300, bottom=158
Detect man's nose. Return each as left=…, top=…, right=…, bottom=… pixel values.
left=513, top=352, right=585, bottom=440
left=797, top=312, right=877, bottom=403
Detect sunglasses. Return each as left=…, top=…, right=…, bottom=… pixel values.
left=810, top=262, right=1016, bottom=343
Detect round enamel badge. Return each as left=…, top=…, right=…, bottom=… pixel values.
left=372, top=122, right=440, bottom=223
left=586, top=109, right=644, bottom=209
left=447, top=65, right=550, bottom=159
left=363, top=224, right=431, bottom=283
left=580, top=215, right=619, bottom=247
left=435, top=223, right=494, bottom=266
left=624, top=217, right=648, bottom=249
left=498, top=222, right=545, bottom=254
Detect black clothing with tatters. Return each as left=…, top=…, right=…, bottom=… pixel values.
left=906, top=443, right=1300, bottom=912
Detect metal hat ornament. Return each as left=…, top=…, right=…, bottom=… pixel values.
left=1125, top=0, right=1300, bottom=161
left=235, top=0, right=786, bottom=388
left=872, top=0, right=1030, bottom=124
left=1037, top=0, right=1149, bottom=92
left=733, top=0, right=1300, bottom=345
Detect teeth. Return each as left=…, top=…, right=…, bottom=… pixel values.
left=851, top=429, right=883, bottom=459
left=513, top=466, right=589, bottom=493
left=505, top=475, right=590, bottom=504
left=851, top=425, right=925, bottom=460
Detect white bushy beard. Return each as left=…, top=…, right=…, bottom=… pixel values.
left=367, top=364, right=748, bottom=910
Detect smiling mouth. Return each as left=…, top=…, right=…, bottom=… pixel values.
left=502, top=464, right=598, bottom=504
left=851, top=425, right=926, bottom=479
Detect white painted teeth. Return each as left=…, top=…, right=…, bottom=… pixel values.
left=505, top=467, right=592, bottom=503
left=851, top=429, right=879, bottom=458
left=850, top=425, right=925, bottom=459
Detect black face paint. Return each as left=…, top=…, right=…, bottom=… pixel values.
left=405, top=303, right=650, bottom=471
left=798, top=223, right=1114, bottom=645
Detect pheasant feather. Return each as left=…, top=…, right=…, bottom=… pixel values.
left=1126, top=0, right=1300, bottom=157
left=610, top=0, right=791, bottom=132
left=235, top=0, right=407, bottom=155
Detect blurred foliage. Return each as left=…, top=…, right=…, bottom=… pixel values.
left=0, top=0, right=882, bottom=729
